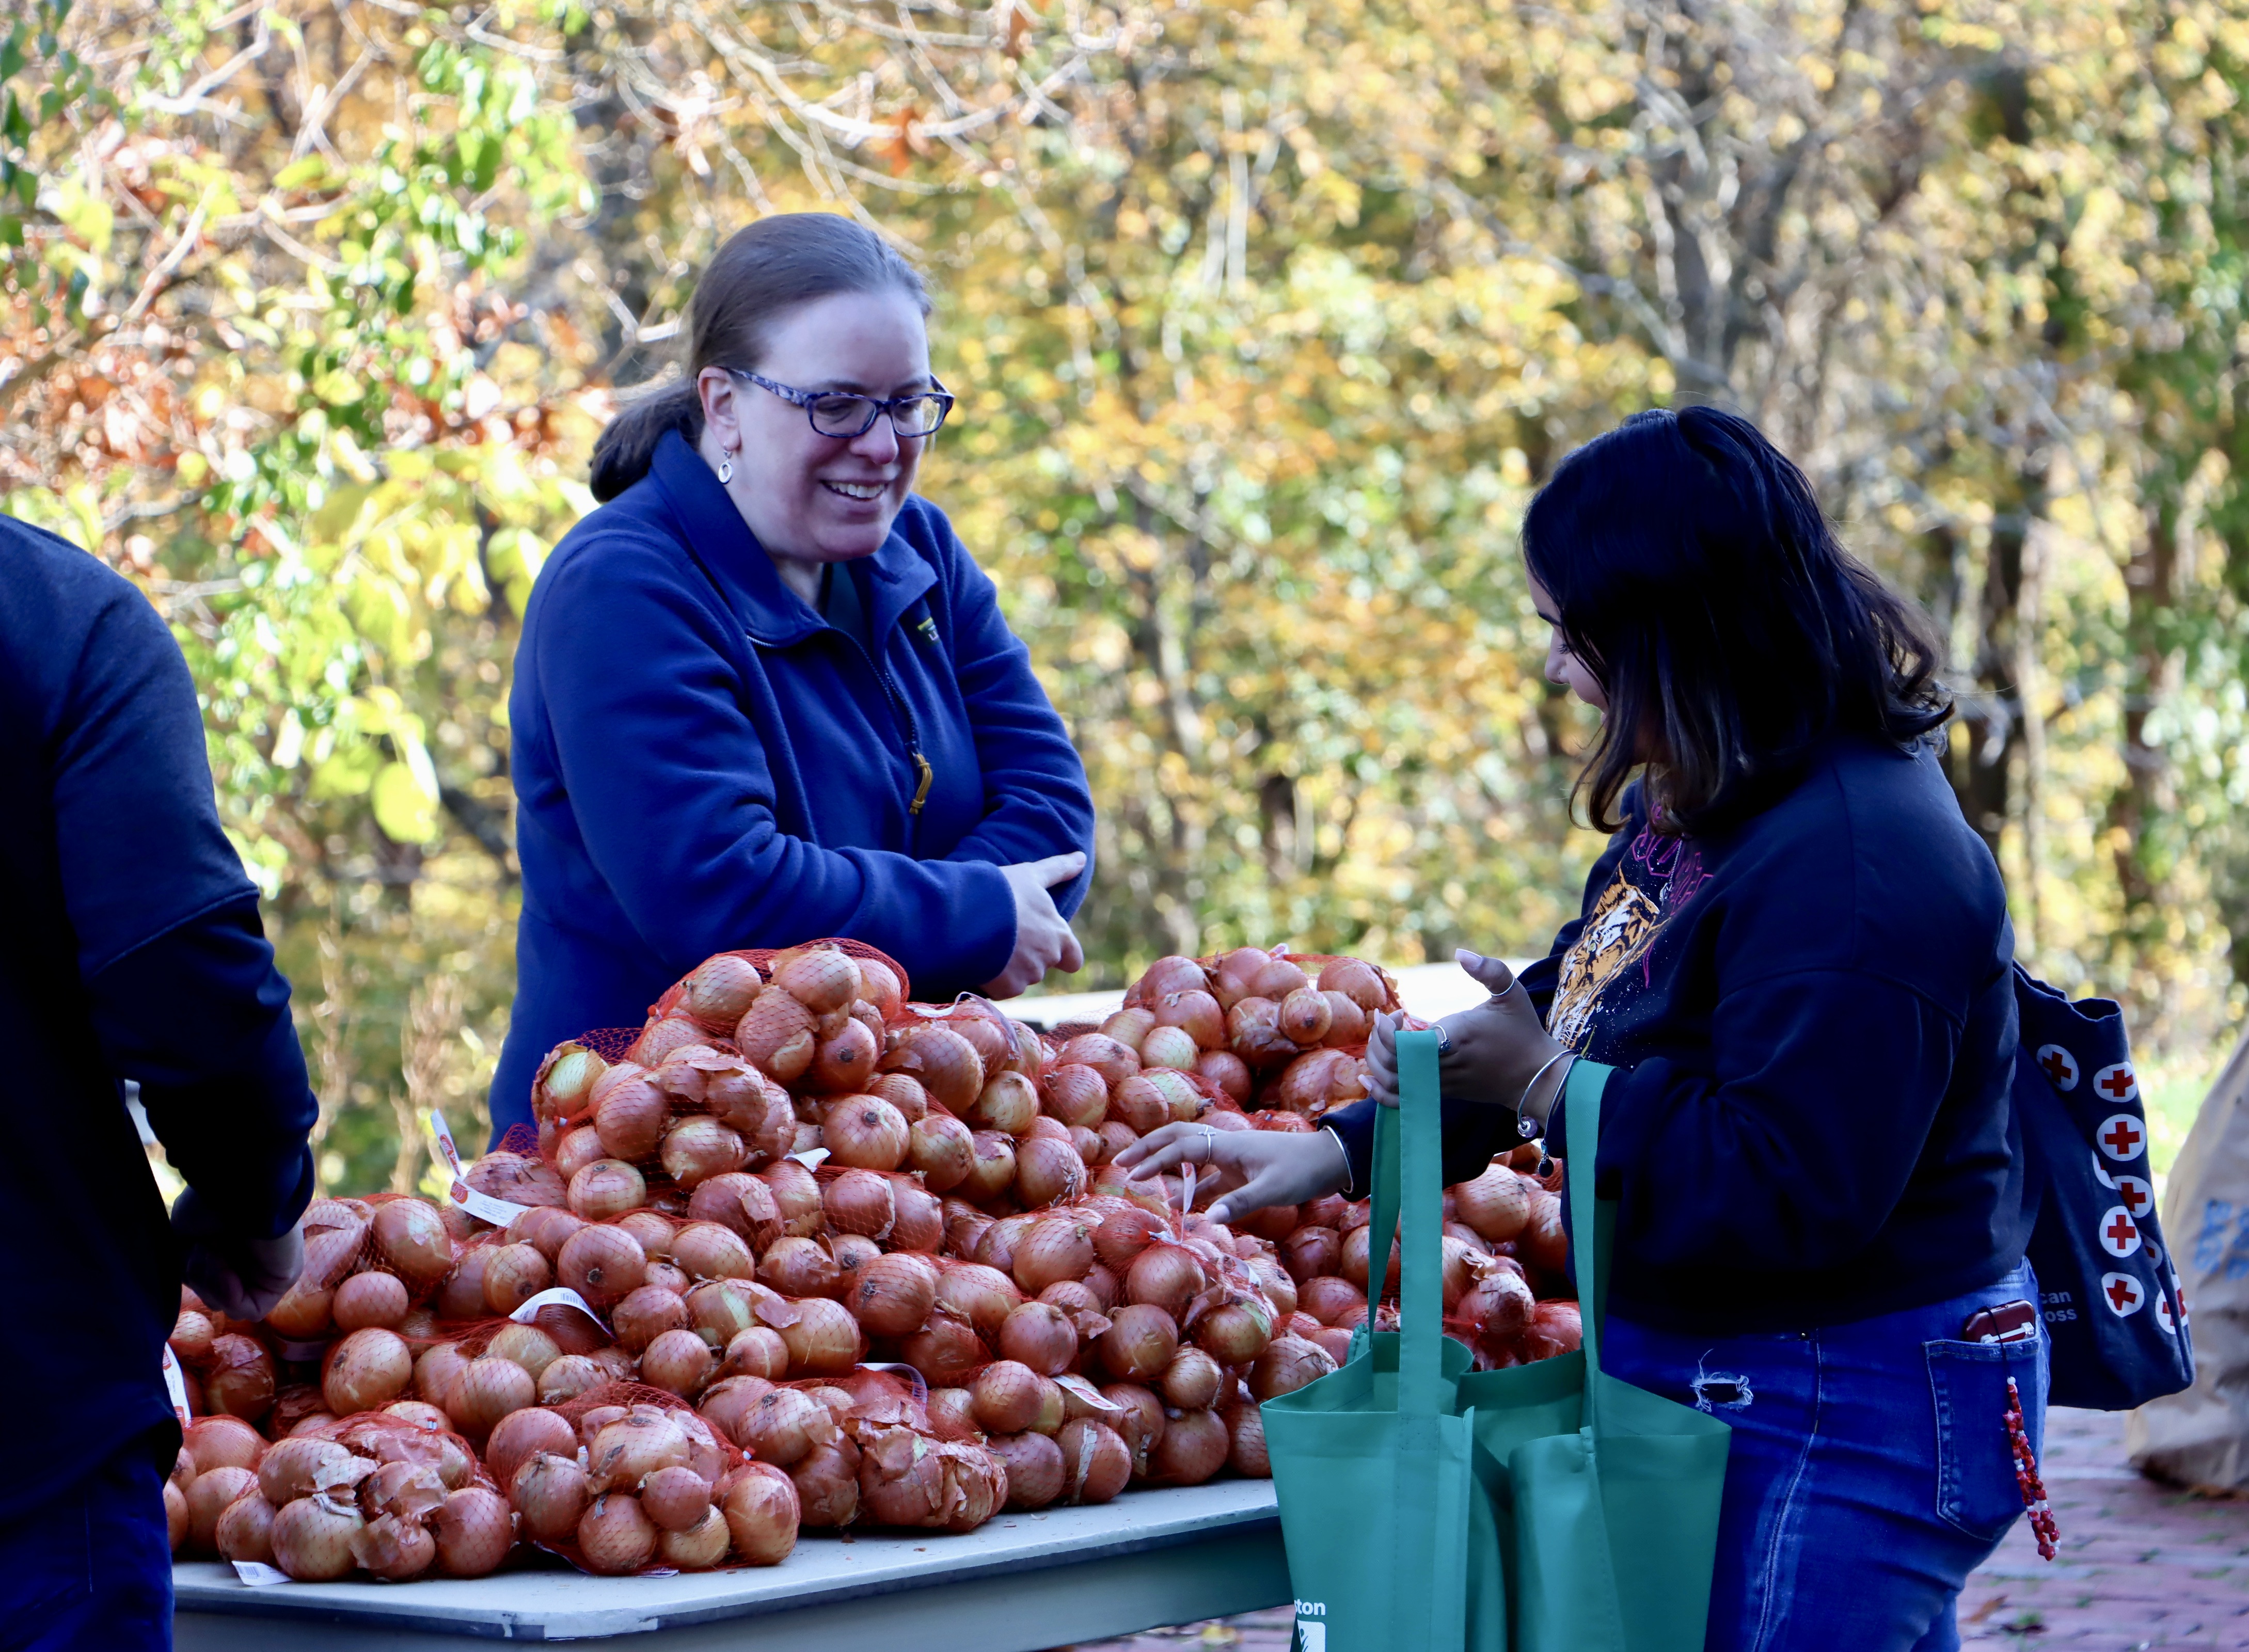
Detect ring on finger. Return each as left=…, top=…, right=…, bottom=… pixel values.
left=1198, top=1124, right=1217, bottom=1163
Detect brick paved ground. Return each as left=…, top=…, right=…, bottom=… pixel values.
left=1059, top=1408, right=2249, bottom=1651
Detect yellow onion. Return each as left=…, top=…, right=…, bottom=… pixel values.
left=735, top=991, right=817, bottom=1084
left=590, top=1410, right=692, bottom=1490
left=1250, top=1333, right=1338, bottom=1400
left=629, top=1017, right=707, bottom=1069
left=1098, top=1007, right=1155, bottom=1054
left=1131, top=956, right=1210, bottom=1003
left=1319, top=956, right=1389, bottom=1011
left=881, top=1024, right=985, bottom=1113
left=900, top=1317, right=987, bottom=1387
left=655, top=1118, right=743, bottom=1190
left=612, top=1284, right=692, bottom=1358
left=536, top=1043, right=609, bottom=1121
left=1108, top=1077, right=1169, bottom=1136
left=1152, top=1408, right=1229, bottom=1486
left=415, top=1343, right=470, bottom=1412
left=640, top=1328, right=716, bottom=1397
left=1341, top=1222, right=1400, bottom=1295
left=1226, top=1404, right=1270, bottom=1476
left=1158, top=1346, right=1225, bottom=1411
left=485, top=1408, right=576, bottom=1491
left=1250, top=1257, right=1299, bottom=1318
left=849, top=1252, right=939, bottom=1339
left=271, top=1493, right=363, bottom=1580
left=1097, top=1305, right=1179, bottom=1384
left=1100, top=1383, right=1166, bottom=1472
left=1191, top=1294, right=1275, bottom=1365
left=671, top=1221, right=756, bottom=1283
left=1322, top=992, right=1371, bottom=1046
left=868, top=1071, right=928, bottom=1122
left=696, top=1375, right=775, bottom=1443
left=509, top=1204, right=587, bottom=1263
left=736, top=1388, right=837, bottom=1467
left=981, top=1432, right=1059, bottom=1511
left=970, top=1360, right=1046, bottom=1435
left=511, top=1450, right=591, bottom=1546
left=184, top=1464, right=258, bottom=1555
left=588, top=1074, right=666, bottom=1162
left=332, top=1271, right=410, bottom=1333
left=558, top=1224, right=648, bottom=1308
left=447, top=1356, right=537, bottom=1437
left=480, top=1243, right=552, bottom=1315
left=962, top=1131, right=1017, bottom=1202
left=578, top=1492, right=658, bottom=1575
left=350, top=1510, right=436, bottom=1580
left=483, top=1322, right=562, bottom=1379
left=552, top=1126, right=607, bottom=1184
left=775, top=947, right=861, bottom=1015
left=857, top=1428, right=1007, bottom=1532
left=638, top=1464, right=712, bottom=1534
left=685, top=1171, right=783, bottom=1248
left=1195, top=1050, right=1254, bottom=1104
left=1154, top=988, right=1227, bottom=1050
left=1523, top=1300, right=1582, bottom=1361
left=935, top=1261, right=1021, bottom=1340
left=536, top=1354, right=606, bottom=1407
left=1126, top=1245, right=1208, bottom=1321
left=722, top=1463, right=801, bottom=1565
left=807, top=1019, right=880, bottom=1094
left=215, top=1491, right=278, bottom=1564
left=1041, top=1064, right=1108, bottom=1130
left=324, top=1328, right=413, bottom=1415
left=568, top=1159, right=647, bottom=1223
left=890, top=1182, right=943, bottom=1252
left=1455, top=1165, right=1534, bottom=1243
left=965, top=1071, right=1038, bottom=1134
left=973, top=1213, right=1034, bottom=1276
left=683, top=954, right=764, bottom=1029
left=1226, top=997, right=1297, bottom=1069
left=1014, top=1138, right=1085, bottom=1209
left=789, top=1438, right=862, bottom=1528
left=371, top=1200, right=454, bottom=1291
left=760, top=1160, right=825, bottom=1238
left=721, top=1328, right=790, bottom=1381
left=1055, top=1420, right=1132, bottom=1504
left=434, top=1250, right=494, bottom=1321
left=1282, top=1226, right=1342, bottom=1283
left=925, top=1387, right=981, bottom=1441
left=780, top=1297, right=863, bottom=1376
left=183, top=1416, right=266, bottom=1475
left=906, top=1113, right=975, bottom=1192
left=1279, top=988, right=1335, bottom=1045
left=761, top=1236, right=840, bottom=1299
left=1057, top=1033, right=1137, bottom=1088
left=1139, top=1025, right=1200, bottom=1072
left=1013, top=1220, right=1095, bottom=1295
left=856, top=957, right=904, bottom=1017
left=822, top=1094, right=910, bottom=1171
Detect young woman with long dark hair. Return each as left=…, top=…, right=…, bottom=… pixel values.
left=489, top=214, right=1097, bottom=1139
left=1122, top=407, right=2040, bottom=1650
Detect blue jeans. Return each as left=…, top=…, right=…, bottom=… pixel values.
left=0, top=1428, right=173, bottom=1652
left=1605, top=1261, right=2047, bottom=1652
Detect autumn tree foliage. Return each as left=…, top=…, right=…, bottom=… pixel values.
left=3, top=0, right=2244, bottom=1184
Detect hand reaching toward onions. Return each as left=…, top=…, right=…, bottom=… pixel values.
left=979, top=852, right=1088, bottom=997
left=172, top=1190, right=307, bottom=1321
left=1366, top=949, right=1568, bottom=1131
left=1116, top=1123, right=1352, bottom=1225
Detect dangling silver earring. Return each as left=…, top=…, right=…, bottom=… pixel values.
left=717, top=447, right=735, bottom=486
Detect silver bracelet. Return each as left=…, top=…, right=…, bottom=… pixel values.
left=1515, top=1050, right=1575, bottom=1138
left=1320, top=1126, right=1355, bottom=1197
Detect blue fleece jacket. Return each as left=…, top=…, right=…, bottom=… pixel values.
left=492, top=431, right=1095, bottom=1135
left=1327, top=735, right=2029, bottom=1334
left=0, top=515, right=315, bottom=1516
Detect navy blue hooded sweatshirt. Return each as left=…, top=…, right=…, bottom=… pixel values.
left=1328, top=735, right=2031, bottom=1335
left=0, top=516, right=315, bottom=1516
left=492, top=431, right=1096, bottom=1135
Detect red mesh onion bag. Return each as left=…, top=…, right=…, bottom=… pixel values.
left=522, top=1381, right=781, bottom=1575
left=259, top=1410, right=512, bottom=1582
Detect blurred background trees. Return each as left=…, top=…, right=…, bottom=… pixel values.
left=4, top=0, right=2243, bottom=1184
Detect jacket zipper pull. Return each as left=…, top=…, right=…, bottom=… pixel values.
left=910, top=753, right=933, bottom=816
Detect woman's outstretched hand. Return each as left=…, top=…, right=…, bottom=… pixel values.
left=1115, top=1122, right=1353, bottom=1224
left=1366, top=949, right=1565, bottom=1123
left=981, top=852, right=1088, bottom=996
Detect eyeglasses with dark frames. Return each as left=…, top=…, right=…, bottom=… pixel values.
left=728, top=370, right=955, bottom=439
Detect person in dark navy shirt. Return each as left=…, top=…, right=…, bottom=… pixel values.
left=490, top=214, right=1096, bottom=1139
left=1, top=513, right=317, bottom=1648
left=1124, top=410, right=2038, bottom=1651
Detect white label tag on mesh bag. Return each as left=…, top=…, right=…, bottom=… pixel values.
left=232, top=1561, right=292, bottom=1587
left=426, top=1109, right=530, bottom=1226
left=510, top=1286, right=609, bottom=1336
left=160, top=1343, right=191, bottom=1427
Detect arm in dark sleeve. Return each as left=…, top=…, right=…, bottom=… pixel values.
left=43, top=580, right=314, bottom=1240
left=1515, top=819, right=1636, bottom=1021
left=1321, top=1097, right=1520, bottom=1200
left=536, top=544, right=1018, bottom=975
left=93, top=897, right=315, bottom=1241
left=1582, top=970, right=1962, bottom=1272
left=930, top=530, right=1098, bottom=918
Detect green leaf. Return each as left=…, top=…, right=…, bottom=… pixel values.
left=274, top=154, right=332, bottom=190
left=0, top=35, right=27, bottom=82
left=371, top=759, right=440, bottom=844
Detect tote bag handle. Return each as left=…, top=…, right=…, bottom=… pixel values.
left=1363, top=1029, right=1448, bottom=1417
left=1562, top=1058, right=1616, bottom=1408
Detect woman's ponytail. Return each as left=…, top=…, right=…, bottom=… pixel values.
left=588, top=378, right=704, bottom=502
left=587, top=213, right=933, bottom=503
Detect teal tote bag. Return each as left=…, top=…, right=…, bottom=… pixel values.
left=1263, top=1034, right=1730, bottom=1651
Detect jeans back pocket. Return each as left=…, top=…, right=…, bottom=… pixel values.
left=1924, top=1336, right=2044, bottom=1544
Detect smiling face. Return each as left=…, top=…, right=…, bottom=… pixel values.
left=695, top=285, right=933, bottom=573
left=1529, top=568, right=1609, bottom=712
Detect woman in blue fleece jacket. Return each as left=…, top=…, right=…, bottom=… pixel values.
left=491, top=215, right=1096, bottom=1136
left=1123, top=408, right=2039, bottom=1651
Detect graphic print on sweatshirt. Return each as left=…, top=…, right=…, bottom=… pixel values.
left=1547, top=825, right=1711, bottom=1051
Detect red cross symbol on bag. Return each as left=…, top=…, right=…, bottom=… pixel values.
left=2099, top=1272, right=2145, bottom=1316
left=2097, top=1205, right=2142, bottom=1260
left=2093, top=1061, right=2139, bottom=1103
left=2114, top=1174, right=2153, bottom=1218
left=2096, top=1114, right=2145, bottom=1163
left=2156, top=1293, right=2177, bottom=1335
left=2036, top=1044, right=2079, bottom=1091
